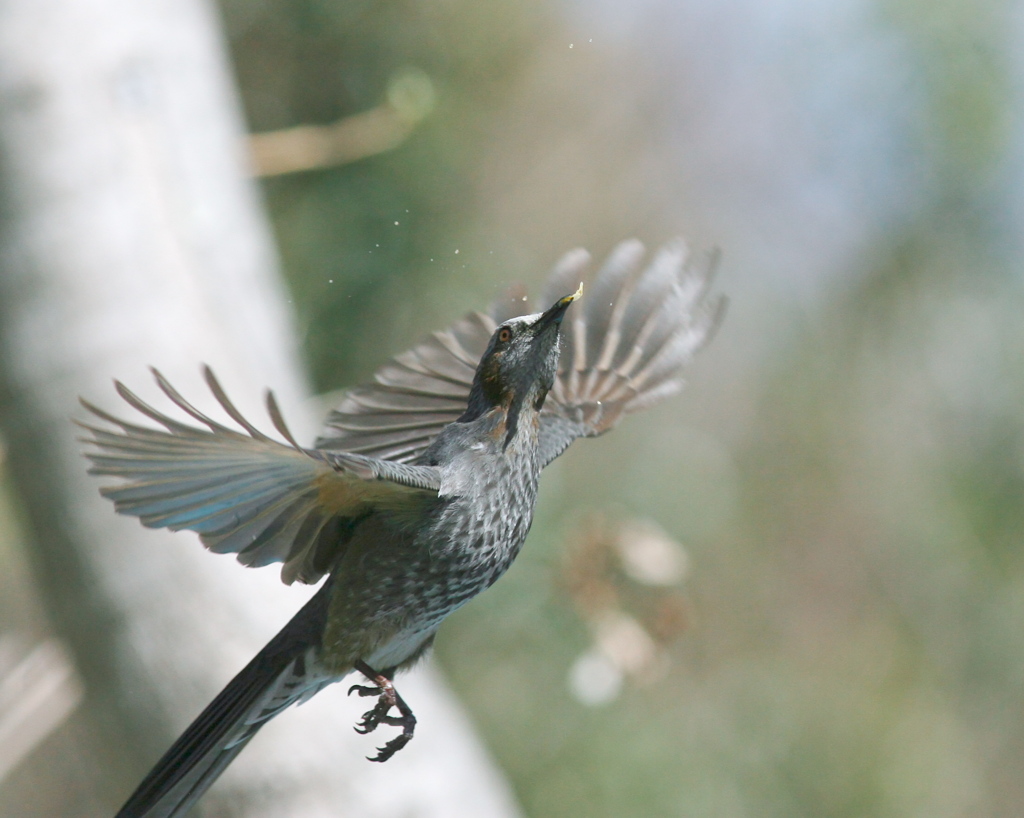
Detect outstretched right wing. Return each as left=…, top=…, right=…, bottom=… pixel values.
left=80, top=367, right=440, bottom=585
left=535, top=239, right=725, bottom=466
left=316, top=239, right=724, bottom=467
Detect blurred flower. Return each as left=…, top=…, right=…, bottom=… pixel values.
left=562, top=514, right=689, bottom=706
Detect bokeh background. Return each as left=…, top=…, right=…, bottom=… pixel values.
left=4, top=0, right=1024, bottom=815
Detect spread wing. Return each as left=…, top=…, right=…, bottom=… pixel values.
left=79, top=367, right=440, bottom=585
left=535, top=239, right=725, bottom=466
left=315, top=310, right=495, bottom=462
left=316, top=239, right=725, bottom=466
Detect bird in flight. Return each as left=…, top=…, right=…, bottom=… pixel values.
left=80, top=239, right=723, bottom=817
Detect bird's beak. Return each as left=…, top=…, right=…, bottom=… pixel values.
left=537, top=282, right=584, bottom=330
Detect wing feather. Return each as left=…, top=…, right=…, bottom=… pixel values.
left=537, top=239, right=725, bottom=467
left=80, top=369, right=439, bottom=585
left=315, top=317, right=492, bottom=458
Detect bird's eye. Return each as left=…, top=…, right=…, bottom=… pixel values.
left=498, top=327, right=512, bottom=343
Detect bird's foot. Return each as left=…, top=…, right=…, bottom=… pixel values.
left=348, top=669, right=397, bottom=734
left=350, top=661, right=417, bottom=761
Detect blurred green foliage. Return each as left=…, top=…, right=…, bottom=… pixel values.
left=222, top=0, right=553, bottom=390
left=219, top=0, right=1024, bottom=815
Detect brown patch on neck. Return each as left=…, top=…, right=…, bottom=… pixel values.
left=487, top=405, right=508, bottom=443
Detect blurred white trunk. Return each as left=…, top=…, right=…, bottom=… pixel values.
left=0, top=1, right=520, bottom=816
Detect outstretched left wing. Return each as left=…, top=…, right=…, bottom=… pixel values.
left=80, top=367, right=439, bottom=585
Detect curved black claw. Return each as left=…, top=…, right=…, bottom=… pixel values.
left=348, top=683, right=382, bottom=698
left=368, top=732, right=413, bottom=763
left=352, top=660, right=417, bottom=761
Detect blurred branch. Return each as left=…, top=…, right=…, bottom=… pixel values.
left=249, top=68, right=435, bottom=177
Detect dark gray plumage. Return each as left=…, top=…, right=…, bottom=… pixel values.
left=79, top=240, right=723, bottom=817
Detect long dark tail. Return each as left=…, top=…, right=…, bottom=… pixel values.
left=116, top=583, right=336, bottom=818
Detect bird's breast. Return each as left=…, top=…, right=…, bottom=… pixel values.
left=321, top=424, right=543, bottom=672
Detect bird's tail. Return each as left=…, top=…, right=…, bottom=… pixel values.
left=116, top=583, right=337, bottom=818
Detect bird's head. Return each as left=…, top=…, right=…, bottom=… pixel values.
left=461, top=284, right=583, bottom=448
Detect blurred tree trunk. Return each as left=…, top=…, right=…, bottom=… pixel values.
left=0, top=1, right=520, bottom=816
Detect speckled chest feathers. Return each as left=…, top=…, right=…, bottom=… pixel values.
left=320, top=401, right=544, bottom=673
